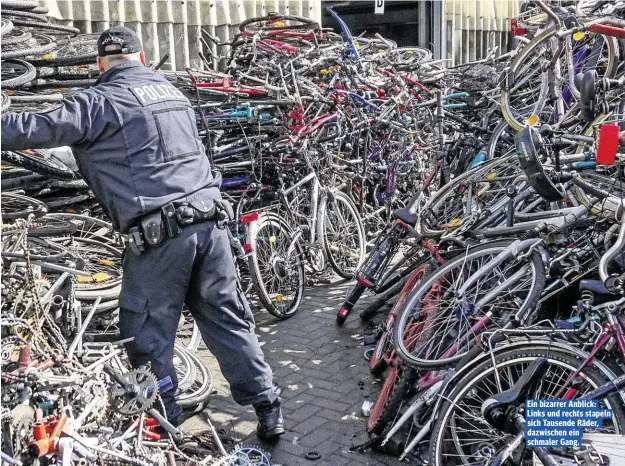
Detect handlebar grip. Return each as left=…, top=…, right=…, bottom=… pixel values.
left=588, top=23, right=625, bottom=39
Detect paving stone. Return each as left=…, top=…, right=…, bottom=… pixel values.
left=291, top=415, right=329, bottom=435
left=287, top=403, right=321, bottom=421
left=297, top=428, right=334, bottom=448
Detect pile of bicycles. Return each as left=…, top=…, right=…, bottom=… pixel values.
left=337, top=1, right=625, bottom=465
left=0, top=196, right=278, bottom=465
left=4, top=0, right=625, bottom=464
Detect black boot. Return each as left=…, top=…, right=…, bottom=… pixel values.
left=254, top=399, right=284, bottom=441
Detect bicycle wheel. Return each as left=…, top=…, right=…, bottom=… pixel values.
left=247, top=212, right=305, bottom=319
left=502, top=26, right=618, bottom=131
left=367, top=365, right=416, bottom=435
left=321, top=191, right=366, bottom=279
left=429, top=347, right=625, bottom=466
left=175, top=308, right=202, bottom=353
left=175, top=346, right=213, bottom=410
left=1, top=59, right=36, bottom=88
left=1, top=150, right=76, bottom=180
left=421, top=154, right=521, bottom=234
left=393, top=240, right=545, bottom=369
left=1, top=192, right=47, bottom=221
left=0, top=18, right=13, bottom=36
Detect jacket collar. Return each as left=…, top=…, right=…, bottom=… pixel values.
left=96, top=61, right=145, bottom=85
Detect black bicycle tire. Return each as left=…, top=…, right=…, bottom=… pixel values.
left=9, top=19, right=80, bottom=35
left=1, top=34, right=57, bottom=59
left=429, top=347, right=625, bottom=465
left=1, top=27, right=31, bottom=45
left=26, top=217, right=79, bottom=237
left=23, top=78, right=95, bottom=89
left=393, top=240, right=546, bottom=369
left=1, top=174, right=48, bottom=191
left=359, top=274, right=409, bottom=321
left=44, top=193, right=95, bottom=209
left=1, top=192, right=48, bottom=221
left=1, top=58, right=36, bottom=88
left=1, top=9, right=48, bottom=21
left=239, top=14, right=319, bottom=33
left=1, top=150, right=76, bottom=180
left=247, top=212, right=306, bottom=319
left=0, top=18, right=13, bottom=35
left=322, top=191, right=366, bottom=279
left=30, top=52, right=98, bottom=67
left=0, top=0, right=39, bottom=9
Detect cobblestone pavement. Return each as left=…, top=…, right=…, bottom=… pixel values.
left=183, top=278, right=406, bottom=466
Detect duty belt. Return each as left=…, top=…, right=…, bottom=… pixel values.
left=124, top=198, right=233, bottom=256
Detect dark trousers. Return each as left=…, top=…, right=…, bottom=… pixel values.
left=119, top=221, right=278, bottom=423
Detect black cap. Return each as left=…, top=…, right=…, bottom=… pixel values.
left=97, top=26, right=143, bottom=57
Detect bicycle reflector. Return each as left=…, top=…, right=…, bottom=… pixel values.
left=515, top=126, right=565, bottom=202
left=240, top=212, right=259, bottom=224
left=510, top=19, right=526, bottom=36
left=596, top=124, right=619, bottom=166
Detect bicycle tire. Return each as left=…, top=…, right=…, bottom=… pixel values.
left=1, top=92, right=11, bottom=112
left=173, top=345, right=197, bottom=393
left=27, top=217, right=78, bottom=237
left=0, top=18, right=13, bottom=35
left=24, top=78, right=96, bottom=89
left=29, top=50, right=98, bottom=67
left=1, top=174, right=47, bottom=190
left=239, top=14, right=319, bottom=33
left=1, top=27, right=31, bottom=45
left=176, top=347, right=214, bottom=409
left=0, top=0, right=39, bottom=9
left=360, top=274, right=409, bottom=322
left=367, top=366, right=416, bottom=435
left=1, top=150, right=76, bottom=180
left=9, top=19, right=80, bottom=35
left=501, top=25, right=618, bottom=131
left=1, top=59, right=36, bottom=88
left=1, top=192, right=48, bottom=221
left=1, top=34, right=57, bottom=59
left=369, top=262, right=432, bottom=375
left=247, top=212, right=306, bottom=319
left=321, top=191, right=366, bottom=279
left=429, top=347, right=625, bottom=466
left=393, top=240, right=545, bottom=369
left=1, top=9, right=47, bottom=21
left=9, top=93, right=64, bottom=103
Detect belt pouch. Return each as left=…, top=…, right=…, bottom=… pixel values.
left=161, top=203, right=182, bottom=238
left=190, top=199, right=216, bottom=222
left=141, top=211, right=166, bottom=247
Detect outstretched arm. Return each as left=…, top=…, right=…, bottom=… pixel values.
left=1, top=90, right=110, bottom=151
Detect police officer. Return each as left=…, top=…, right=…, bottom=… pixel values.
left=1, top=26, right=284, bottom=440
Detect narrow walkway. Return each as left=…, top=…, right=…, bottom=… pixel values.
left=185, top=279, right=404, bottom=466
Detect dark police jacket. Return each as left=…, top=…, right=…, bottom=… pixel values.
left=1, top=61, right=221, bottom=233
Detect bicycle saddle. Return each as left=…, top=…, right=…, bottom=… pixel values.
left=481, top=357, right=548, bottom=432
left=515, top=126, right=565, bottom=202
left=579, top=279, right=619, bottom=300
left=392, top=207, right=418, bottom=227
left=576, top=70, right=598, bottom=122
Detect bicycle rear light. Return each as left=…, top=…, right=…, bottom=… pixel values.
left=596, top=124, right=619, bottom=166
left=510, top=19, right=526, bottom=36
left=240, top=212, right=259, bottom=224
